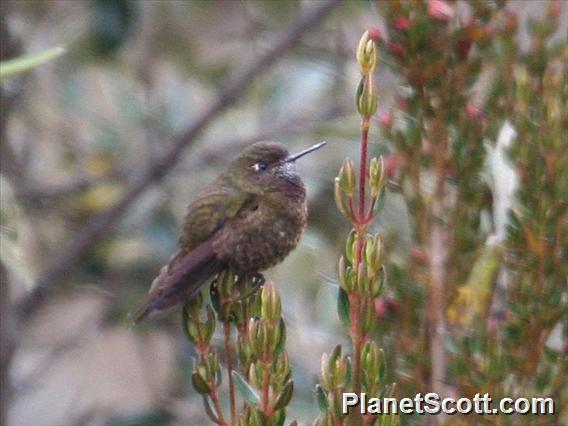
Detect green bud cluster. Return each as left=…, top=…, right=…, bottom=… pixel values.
left=317, top=345, right=353, bottom=422
left=181, top=294, right=226, bottom=423
left=334, top=156, right=386, bottom=224
left=338, top=230, right=386, bottom=329
left=182, top=272, right=293, bottom=424
left=356, top=31, right=378, bottom=118
left=235, top=284, right=293, bottom=424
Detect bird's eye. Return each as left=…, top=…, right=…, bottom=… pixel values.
left=253, top=162, right=268, bottom=172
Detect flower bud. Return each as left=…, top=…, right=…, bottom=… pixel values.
left=320, top=353, right=330, bottom=389
left=357, top=75, right=378, bottom=117
left=361, top=341, right=381, bottom=379
left=202, top=305, right=217, bottom=343
left=192, top=370, right=212, bottom=394
left=248, top=362, right=263, bottom=388
left=260, top=284, right=281, bottom=322
left=388, top=42, right=406, bottom=59
left=369, top=156, right=385, bottom=199
left=345, top=230, right=357, bottom=264
left=204, top=352, right=220, bottom=381
left=393, top=17, right=411, bottom=32
left=360, top=299, right=376, bottom=334
left=274, top=380, right=294, bottom=410
left=356, top=31, right=377, bottom=75
left=356, top=262, right=369, bottom=294
left=240, top=406, right=262, bottom=426
left=338, top=158, right=355, bottom=196
left=338, top=256, right=347, bottom=289
left=466, top=102, right=483, bottom=122
left=410, top=246, right=427, bottom=264
left=365, top=234, right=383, bottom=274
left=334, top=178, right=349, bottom=217
left=339, top=264, right=356, bottom=293
left=378, top=111, right=393, bottom=129
left=275, top=352, right=291, bottom=381
left=385, top=153, right=400, bottom=180
left=370, top=264, right=386, bottom=298
left=368, top=27, right=383, bottom=42
left=456, top=37, right=472, bottom=59
left=238, top=334, right=253, bottom=367
left=550, top=0, right=562, bottom=19
left=428, top=0, right=454, bottom=21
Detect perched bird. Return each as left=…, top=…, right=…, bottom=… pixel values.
left=133, top=140, right=326, bottom=322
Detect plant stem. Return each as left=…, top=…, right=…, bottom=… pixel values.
left=350, top=292, right=362, bottom=395
left=210, top=389, right=228, bottom=426
left=223, top=322, right=237, bottom=425
left=351, top=115, right=371, bottom=396
left=261, top=361, right=272, bottom=416
left=194, top=317, right=227, bottom=426
left=359, top=117, right=370, bottom=222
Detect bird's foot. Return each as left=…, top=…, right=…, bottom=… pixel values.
left=235, top=272, right=265, bottom=301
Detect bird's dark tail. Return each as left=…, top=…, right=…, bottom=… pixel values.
left=131, top=239, right=222, bottom=324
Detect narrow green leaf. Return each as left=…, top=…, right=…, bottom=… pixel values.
left=328, top=344, right=342, bottom=369
left=232, top=371, right=261, bottom=406
left=373, top=188, right=387, bottom=216
left=210, top=278, right=222, bottom=314
left=203, top=305, right=217, bottom=343
left=0, top=47, right=65, bottom=81
left=337, top=288, right=351, bottom=326
left=315, top=384, right=329, bottom=413
left=191, top=371, right=211, bottom=395
left=181, top=304, right=195, bottom=344
left=202, top=396, right=220, bottom=424
left=274, top=409, right=286, bottom=426
left=355, top=77, right=364, bottom=114
left=273, top=380, right=294, bottom=410
left=274, top=318, right=287, bottom=356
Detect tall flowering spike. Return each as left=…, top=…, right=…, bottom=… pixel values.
left=318, top=27, right=396, bottom=425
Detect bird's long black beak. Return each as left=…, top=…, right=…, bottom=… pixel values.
left=285, top=141, right=327, bottom=162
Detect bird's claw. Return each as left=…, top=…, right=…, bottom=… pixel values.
left=235, top=272, right=265, bottom=301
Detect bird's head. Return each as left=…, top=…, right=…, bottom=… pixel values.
left=225, top=141, right=326, bottom=198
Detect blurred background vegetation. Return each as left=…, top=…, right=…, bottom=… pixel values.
left=0, top=1, right=566, bottom=425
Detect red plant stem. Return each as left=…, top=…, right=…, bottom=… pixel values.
left=350, top=292, right=363, bottom=394
left=261, top=361, right=272, bottom=416
left=223, top=322, right=237, bottom=425
left=351, top=115, right=372, bottom=395
left=348, top=197, right=358, bottom=225
left=359, top=117, right=370, bottom=222
left=209, top=390, right=227, bottom=426
left=197, top=323, right=227, bottom=426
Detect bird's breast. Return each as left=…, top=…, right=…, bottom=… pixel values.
left=213, top=199, right=307, bottom=272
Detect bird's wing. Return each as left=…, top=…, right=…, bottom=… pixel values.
left=179, top=183, right=252, bottom=251
left=132, top=184, right=254, bottom=322
left=132, top=237, right=221, bottom=322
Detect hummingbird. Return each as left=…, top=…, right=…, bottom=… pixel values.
left=134, top=140, right=326, bottom=322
